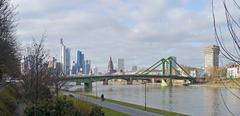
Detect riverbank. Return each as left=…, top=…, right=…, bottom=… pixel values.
left=193, top=78, right=240, bottom=88
left=75, top=92, right=188, bottom=116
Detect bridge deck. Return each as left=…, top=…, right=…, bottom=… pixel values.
left=65, top=74, right=195, bottom=82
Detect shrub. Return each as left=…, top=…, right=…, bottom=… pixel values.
left=24, top=97, right=82, bottom=116
left=90, top=106, right=104, bottom=116
left=0, top=100, right=11, bottom=116
left=0, top=85, right=17, bottom=115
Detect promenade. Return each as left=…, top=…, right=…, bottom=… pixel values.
left=65, top=93, right=161, bottom=116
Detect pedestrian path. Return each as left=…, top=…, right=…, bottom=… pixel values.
left=13, top=103, right=26, bottom=116
left=66, top=93, right=161, bottom=116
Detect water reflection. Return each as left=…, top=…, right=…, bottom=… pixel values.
left=202, top=88, right=217, bottom=116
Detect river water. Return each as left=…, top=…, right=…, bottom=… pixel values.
left=72, top=83, right=240, bottom=116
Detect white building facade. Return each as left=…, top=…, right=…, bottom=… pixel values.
left=227, top=65, right=240, bottom=78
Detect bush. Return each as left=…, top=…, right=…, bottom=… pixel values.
left=24, top=97, right=82, bottom=116
left=0, top=85, right=17, bottom=115
left=25, top=95, right=105, bottom=116
left=24, top=83, right=52, bottom=103
left=0, top=100, right=11, bottom=116
left=90, top=106, right=104, bottom=116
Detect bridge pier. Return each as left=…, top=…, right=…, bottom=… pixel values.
left=103, top=79, right=108, bottom=85
left=76, top=81, right=81, bottom=85
left=168, top=78, right=173, bottom=87
left=161, top=79, right=168, bottom=86
left=127, top=78, right=133, bottom=85
left=84, top=82, right=92, bottom=91
left=151, top=78, right=155, bottom=83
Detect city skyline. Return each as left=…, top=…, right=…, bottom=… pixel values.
left=13, top=0, right=236, bottom=71
left=1, top=0, right=240, bottom=115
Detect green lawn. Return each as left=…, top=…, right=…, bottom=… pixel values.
left=102, top=107, right=128, bottom=116
left=81, top=94, right=188, bottom=116
left=64, top=93, right=128, bottom=116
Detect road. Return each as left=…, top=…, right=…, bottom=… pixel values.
left=65, top=93, right=161, bottom=116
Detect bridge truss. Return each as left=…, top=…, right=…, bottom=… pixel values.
left=64, top=57, right=195, bottom=89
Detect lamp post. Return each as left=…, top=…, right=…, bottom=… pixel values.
left=96, top=81, right=98, bottom=97
left=144, top=80, right=147, bottom=111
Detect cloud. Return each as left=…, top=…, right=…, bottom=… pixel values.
left=11, top=0, right=238, bottom=72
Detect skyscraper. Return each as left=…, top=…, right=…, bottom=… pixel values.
left=107, top=57, right=115, bottom=74
left=60, top=38, right=66, bottom=73
left=93, top=66, right=98, bottom=75
left=117, top=58, right=124, bottom=72
left=65, top=48, right=71, bottom=75
left=48, top=57, right=57, bottom=69
left=85, top=60, right=91, bottom=75
left=204, top=45, right=220, bottom=76
left=132, top=65, right=138, bottom=72
left=60, top=38, right=71, bottom=75
left=71, top=61, right=77, bottom=75
left=81, top=54, right=85, bottom=73
left=77, top=50, right=85, bottom=73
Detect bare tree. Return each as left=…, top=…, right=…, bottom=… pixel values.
left=0, top=0, right=20, bottom=79
left=48, top=67, right=67, bottom=98
left=21, top=37, right=52, bottom=103
left=212, top=1, right=240, bottom=115
left=212, top=0, right=240, bottom=64
left=207, top=67, right=227, bottom=78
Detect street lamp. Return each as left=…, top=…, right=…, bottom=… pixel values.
left=143, top=80, right=147, bottom=111
left=96, top=81, right=98, bottom=97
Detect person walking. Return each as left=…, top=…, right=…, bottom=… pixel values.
left=101, top=94, right=105, bottom=101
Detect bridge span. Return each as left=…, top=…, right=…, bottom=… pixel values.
left=62, top=57, right=198, bottom=90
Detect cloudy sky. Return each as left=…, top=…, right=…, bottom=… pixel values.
left=11, top=0, right=238, bottom=72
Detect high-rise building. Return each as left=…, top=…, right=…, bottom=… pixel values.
left=204, top=45, right=220, bottom=76
left=77, top=50, right=85, bottom=73
left=85, top=60, right=91, bottom=75
left=60, top=38, right=71, bottom=75
left=26, top=46, right=31, bottom=56
left=132, top=65, right=138, bottom=72
left=107, top=57, right=115, bottom=74
left=60, top=38, right=66, bottom=73
left=81, top=54, right=85, bottom=73
left=20, top=57, right=25, bottom=74
left=65, top=48, right=71, bottom=75
left=20, top=56, right=29, bottom=74
left=117, top=58, right=124, bottom=72
left=76, top=51, right=81, bottom=71
left=93, top=66, right=98, bottom=75
left=48, top=57, right=57, bottom=69
left=55, top=62, right=62, bottom=73
left=71, top=61, right=77, bottom=75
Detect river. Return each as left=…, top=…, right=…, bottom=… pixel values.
left=70, top=83, right=240, bottom=116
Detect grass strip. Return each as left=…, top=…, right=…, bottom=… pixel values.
left=63, top=93, right=128, bottom=116
left=81, top=93, right=188, bottom=116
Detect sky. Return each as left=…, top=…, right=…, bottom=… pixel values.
left=10, top=0, right=239, bottom=72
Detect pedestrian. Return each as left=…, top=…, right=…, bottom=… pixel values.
left=101, top=94, right=104, bottom=101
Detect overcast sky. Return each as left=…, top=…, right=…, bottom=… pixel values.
left=11, top=0, right=239, bottom=72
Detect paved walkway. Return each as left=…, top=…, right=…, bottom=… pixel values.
left=65, top=93, right=161, bottom=116
left=13, top=103, right=26, bottom=116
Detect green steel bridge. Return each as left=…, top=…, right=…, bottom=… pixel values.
left=63, top=57, right=197, bottom=90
